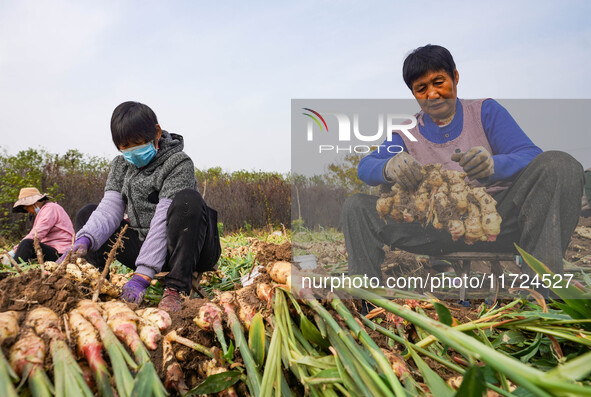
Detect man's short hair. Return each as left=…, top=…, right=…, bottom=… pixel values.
left=402, top=44, right=456, bottom=90
left=111, top=101, right=159, bottom=148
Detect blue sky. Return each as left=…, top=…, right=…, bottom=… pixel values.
left=1, top=0, right=590, bottom=172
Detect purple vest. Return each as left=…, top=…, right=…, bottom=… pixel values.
left=399, top=99, right=510, bottom=194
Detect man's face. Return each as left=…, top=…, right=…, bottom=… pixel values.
left=411, top=69, right=459, bottom=121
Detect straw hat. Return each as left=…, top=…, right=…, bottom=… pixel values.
left=12, top=187, right=49, bottom=213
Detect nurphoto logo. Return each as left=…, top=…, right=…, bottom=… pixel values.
left=302, top=107, right=418, bottom=154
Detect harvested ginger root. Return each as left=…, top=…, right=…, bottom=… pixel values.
left=376, top=164, right=502, bottom=244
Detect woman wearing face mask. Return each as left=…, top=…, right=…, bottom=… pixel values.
left=60, top=101, right=221, bottom=313
left=11, top=187, right=75, bottom=263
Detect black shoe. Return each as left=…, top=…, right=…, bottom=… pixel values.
left=359, top=299, right=371, bottom=316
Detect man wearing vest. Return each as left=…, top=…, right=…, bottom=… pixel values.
left=343, top=44, right=584, bottom=298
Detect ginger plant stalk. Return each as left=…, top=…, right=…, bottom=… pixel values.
left=69, top=309, right=114, bottom=397
left=9, top=329, right=53, bottom=397
left=25, top=307, right=94, bottom=397
left=219, top=291, right=262, bottom=396
left=330, top=294, right=407, bottom=396
left=102, top=300, right=151, bottom=363
left=77, top=299, right=138, bottom=397
left=162, top=336, right=188, bottom=394
left=0, top=311, right=20, bottom=397
left=165, top=330, right=214, bottom=358
left=350, top=288, right=591, bottom=397
left=300, top=289, right=404, bottom=397
left=101, top=300, right=167, bottom=397
left=0, top=349, right=17, bottom=397
left=194, top=302, right=229, bottom=355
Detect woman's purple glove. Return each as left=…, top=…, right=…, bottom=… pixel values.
left=121, top=274, right=151, bottom=304
left=56, top=236, right=91, bottom=264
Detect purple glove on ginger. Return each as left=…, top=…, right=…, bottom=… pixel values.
left=121, top=274, right=151, bottom=304
left=56, top=236, right=91, bottom=264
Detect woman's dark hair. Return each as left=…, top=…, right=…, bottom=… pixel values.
left=110, top=101, right=159, bottom=148
left=402, top=44, right=456, bottom=90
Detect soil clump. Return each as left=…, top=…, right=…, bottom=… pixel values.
left=0, top=269, right=88, bottom=315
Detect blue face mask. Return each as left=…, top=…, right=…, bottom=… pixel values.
left=34, top=205, right=40, bottom=214
left=121, top=142, right=157, bottom=168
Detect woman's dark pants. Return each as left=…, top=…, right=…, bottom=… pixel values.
left=76, top=189, right=221, bottom=294
left=14, top=239, right=59, bottom=263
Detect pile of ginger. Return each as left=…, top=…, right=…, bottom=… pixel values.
left=376, top=164, right=502, bottom=244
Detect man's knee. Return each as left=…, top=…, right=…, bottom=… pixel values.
left=343, top=193, right=373, bottom=218
left=529, top=151, right=584, bottom=185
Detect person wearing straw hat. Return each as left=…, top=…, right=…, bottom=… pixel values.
left=11, top=187, right=75, bottom=263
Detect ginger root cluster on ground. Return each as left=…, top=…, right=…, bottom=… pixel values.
left=44, top=259, right=123, bottom=297
left=376, top=164, right=502, bottom=244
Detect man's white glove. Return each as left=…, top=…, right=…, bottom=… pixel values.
left=384, top=152, right=423, bottom=190
left=451, top=146, right=495, bottom=180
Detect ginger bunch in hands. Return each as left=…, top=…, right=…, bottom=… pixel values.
left=377, top=163, right=502, bottom=244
